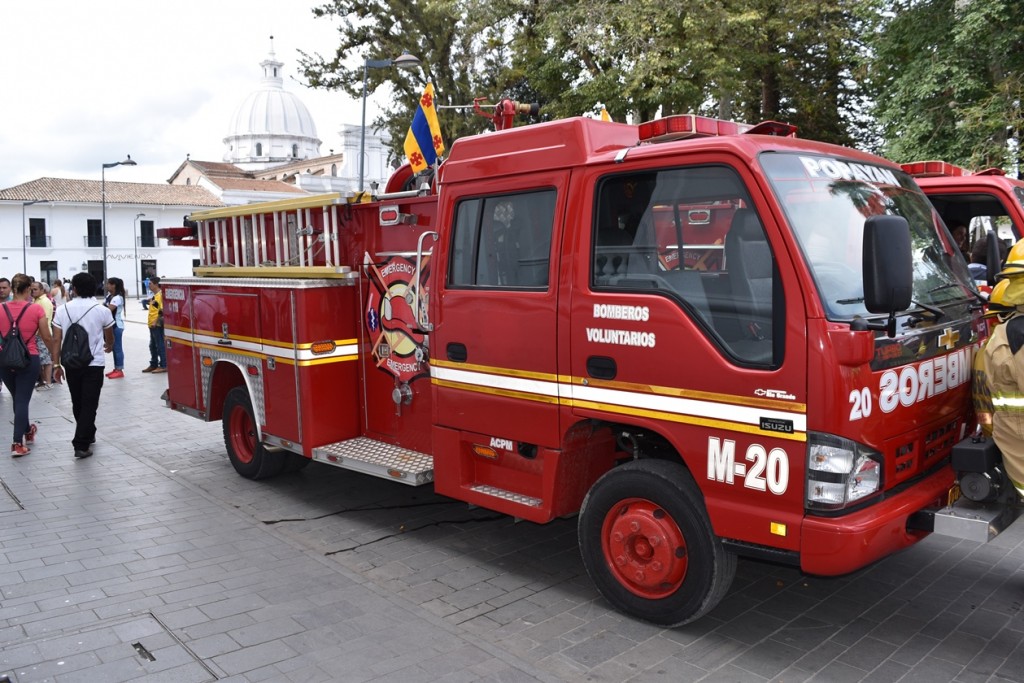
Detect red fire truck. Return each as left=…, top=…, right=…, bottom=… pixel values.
left=901, top=160, right=1024, bottom=248
left=161, top=113, right=998, bottom=626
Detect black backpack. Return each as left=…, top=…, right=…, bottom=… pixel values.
left=61, top=304, right=99, bottom=370
left=0, top=304, right=31, bottom=371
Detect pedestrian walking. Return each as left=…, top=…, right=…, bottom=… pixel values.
left=51, top=272, right=114, bottom=459
left=143, top=276, right=166, bottom=373
left=30, top=279, right=55, bottom=389
left=104, top=277, right=126, bottom=379
left=0, top=274, right=56, bottom=456
left=51, top=279, right=68, bottom=308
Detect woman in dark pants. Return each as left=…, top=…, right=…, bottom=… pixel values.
left=0, top=274, right=57, bottom=456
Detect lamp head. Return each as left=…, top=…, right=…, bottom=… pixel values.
left=392, top=52, right=421, bottom=70
left=103, top=155, right=137, bottom=169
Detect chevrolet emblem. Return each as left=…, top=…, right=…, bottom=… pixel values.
left=938, top=327, right=960, bottom=350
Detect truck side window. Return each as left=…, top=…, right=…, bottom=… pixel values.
left=592, top=167, right=778, bottom=366
left=448, top=189, right=556, bottom=289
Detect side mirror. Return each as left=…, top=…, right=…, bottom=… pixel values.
left=863, top=214, right=913, bottom=314
left=986, top=229, right=1001, bottom=287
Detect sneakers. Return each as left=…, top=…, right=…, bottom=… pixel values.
left=142, top=366, right=157, bottom=373
left=74, top=448, right=93, bottom=459
left=151, top=367, right=167, bottom=374
left=11, top=443, right=29, bottom=457
left=25, top=423, right=37, bottom=444
left=106, top=369, right=125, bottom=379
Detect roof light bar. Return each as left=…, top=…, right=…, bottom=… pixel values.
left=637, top=114, right=798, bottom=144
left=900, top=160, right=1007, bottom=178
left=637, top=114, right=753, bottom=143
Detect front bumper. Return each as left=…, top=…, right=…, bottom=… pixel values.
left=800, top=465, right=955, bottom=576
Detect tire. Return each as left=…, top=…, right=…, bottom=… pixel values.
left=578, top=459, right=736, bottom=626
left=222, top=386, right=283, bottom=480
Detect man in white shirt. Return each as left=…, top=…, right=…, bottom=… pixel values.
left=51, top=272, right=114, bottom=458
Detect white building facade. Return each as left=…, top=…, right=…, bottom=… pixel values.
left=0, top=42, right=402, bottom=298
left=0, top=178, right=221, bottom=298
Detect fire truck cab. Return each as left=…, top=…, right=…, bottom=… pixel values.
left=163, top=115, right=996, bottom=626
left=902, top=160, right=1024, bottom=251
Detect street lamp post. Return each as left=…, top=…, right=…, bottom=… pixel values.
left=21, top=199, right=42, bottom=273
left=358, top=52, right=421, bottom=193
left=101, top=155, right=137, bottom=290
left=133, top=213, right=146, bottom=298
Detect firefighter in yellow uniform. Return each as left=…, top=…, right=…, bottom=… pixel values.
left=972, top=279, right=1012, bottom=437
left=984, top=247, right=1024, bottom=501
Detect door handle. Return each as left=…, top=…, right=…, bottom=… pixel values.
left=586, top=356, right=616, bottom=380
left=447, top=342, right=468, bottom=362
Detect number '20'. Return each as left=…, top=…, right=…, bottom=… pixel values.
left=849, top=387, right=872, bottom=421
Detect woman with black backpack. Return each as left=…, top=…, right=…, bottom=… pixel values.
left=0, top=274, right=57, bottom=457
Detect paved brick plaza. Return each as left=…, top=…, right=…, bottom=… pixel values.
left=1, top=302, right=1023, bottom=682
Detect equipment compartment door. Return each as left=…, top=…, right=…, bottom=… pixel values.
left=431, top=175, right=568, bottom=448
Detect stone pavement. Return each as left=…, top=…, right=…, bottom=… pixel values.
left=0, top=299, right=1022, bottom=682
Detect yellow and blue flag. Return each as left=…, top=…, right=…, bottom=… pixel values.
left=404, top=83, right=445, bottom=173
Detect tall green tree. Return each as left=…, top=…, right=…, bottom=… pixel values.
left=297, top=0, right=527, bottom=164
left=869, top=0, right=1024, bottom=171
left=299, top=0, right=880, bottom=161
left=518, top=0, right=875, bottom=146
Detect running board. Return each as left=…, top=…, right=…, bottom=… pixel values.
left=312, top=437, right=433, bottom=486
left=468, top=484, right=542, bottom=508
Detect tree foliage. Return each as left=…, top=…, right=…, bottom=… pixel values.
left=869, top=0, right=1024, bottom=171
left=297, top=0, right=525, bottom=162
left=296, top=0, right=1021, bottom=174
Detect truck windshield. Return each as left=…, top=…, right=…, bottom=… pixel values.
left=760, top=152, right=976, bottom=320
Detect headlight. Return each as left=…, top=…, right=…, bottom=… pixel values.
left=807, top=433, right=883, bottom=510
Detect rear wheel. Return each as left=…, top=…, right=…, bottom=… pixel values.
left=222, top=386, right=283, bottom=480
left=578, top=459, right=736, bottom=626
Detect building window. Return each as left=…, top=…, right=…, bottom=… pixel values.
left=29, top=218, right=47, bottom=248
left=256, top=142, right=263, bottom=157
left=86, top=219, right=103, bottom=248
left=186, top=178, right=191, bottom=186
left=331, top=163, right=337, bottom=177
left=140, top=220, right=156, bottom=248
left=292, top=144, right=298, bottom=158
left=40, top=261, right=58, bottom=285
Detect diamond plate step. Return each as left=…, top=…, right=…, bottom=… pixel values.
left=469, top=484, right=542, bottom=507
left=313, top=437, right=433, bottom=486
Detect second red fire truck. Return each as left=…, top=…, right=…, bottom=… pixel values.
left=160, top=112, right=1009, bottom=626
left=902, top=160, right=1024, bottom=248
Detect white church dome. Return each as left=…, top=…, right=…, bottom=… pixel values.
left=223, top=40, right=322, bottom=170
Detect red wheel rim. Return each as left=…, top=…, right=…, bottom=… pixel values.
left=601, top=497, right=688, bottom=599
left=228, top=404, right=256, bottom=464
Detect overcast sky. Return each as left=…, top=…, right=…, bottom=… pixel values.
left=0, top=1, right=383, bottom=189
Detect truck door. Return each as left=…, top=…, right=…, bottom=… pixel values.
left=567, top=161, right=808, bottom=550
left=430, top=172, right=568, bottom=448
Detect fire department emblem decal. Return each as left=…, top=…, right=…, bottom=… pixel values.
left=365, top=254, right=430, bottom=383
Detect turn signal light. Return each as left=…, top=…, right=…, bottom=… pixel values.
left=472, top=445, right=499, bottom=460
left=310, top=341, right=337, bottom=355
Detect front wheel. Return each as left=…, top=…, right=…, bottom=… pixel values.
left=578, top=459, right=736, bottom=626
left=222, top=386, right=283, bottom=480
